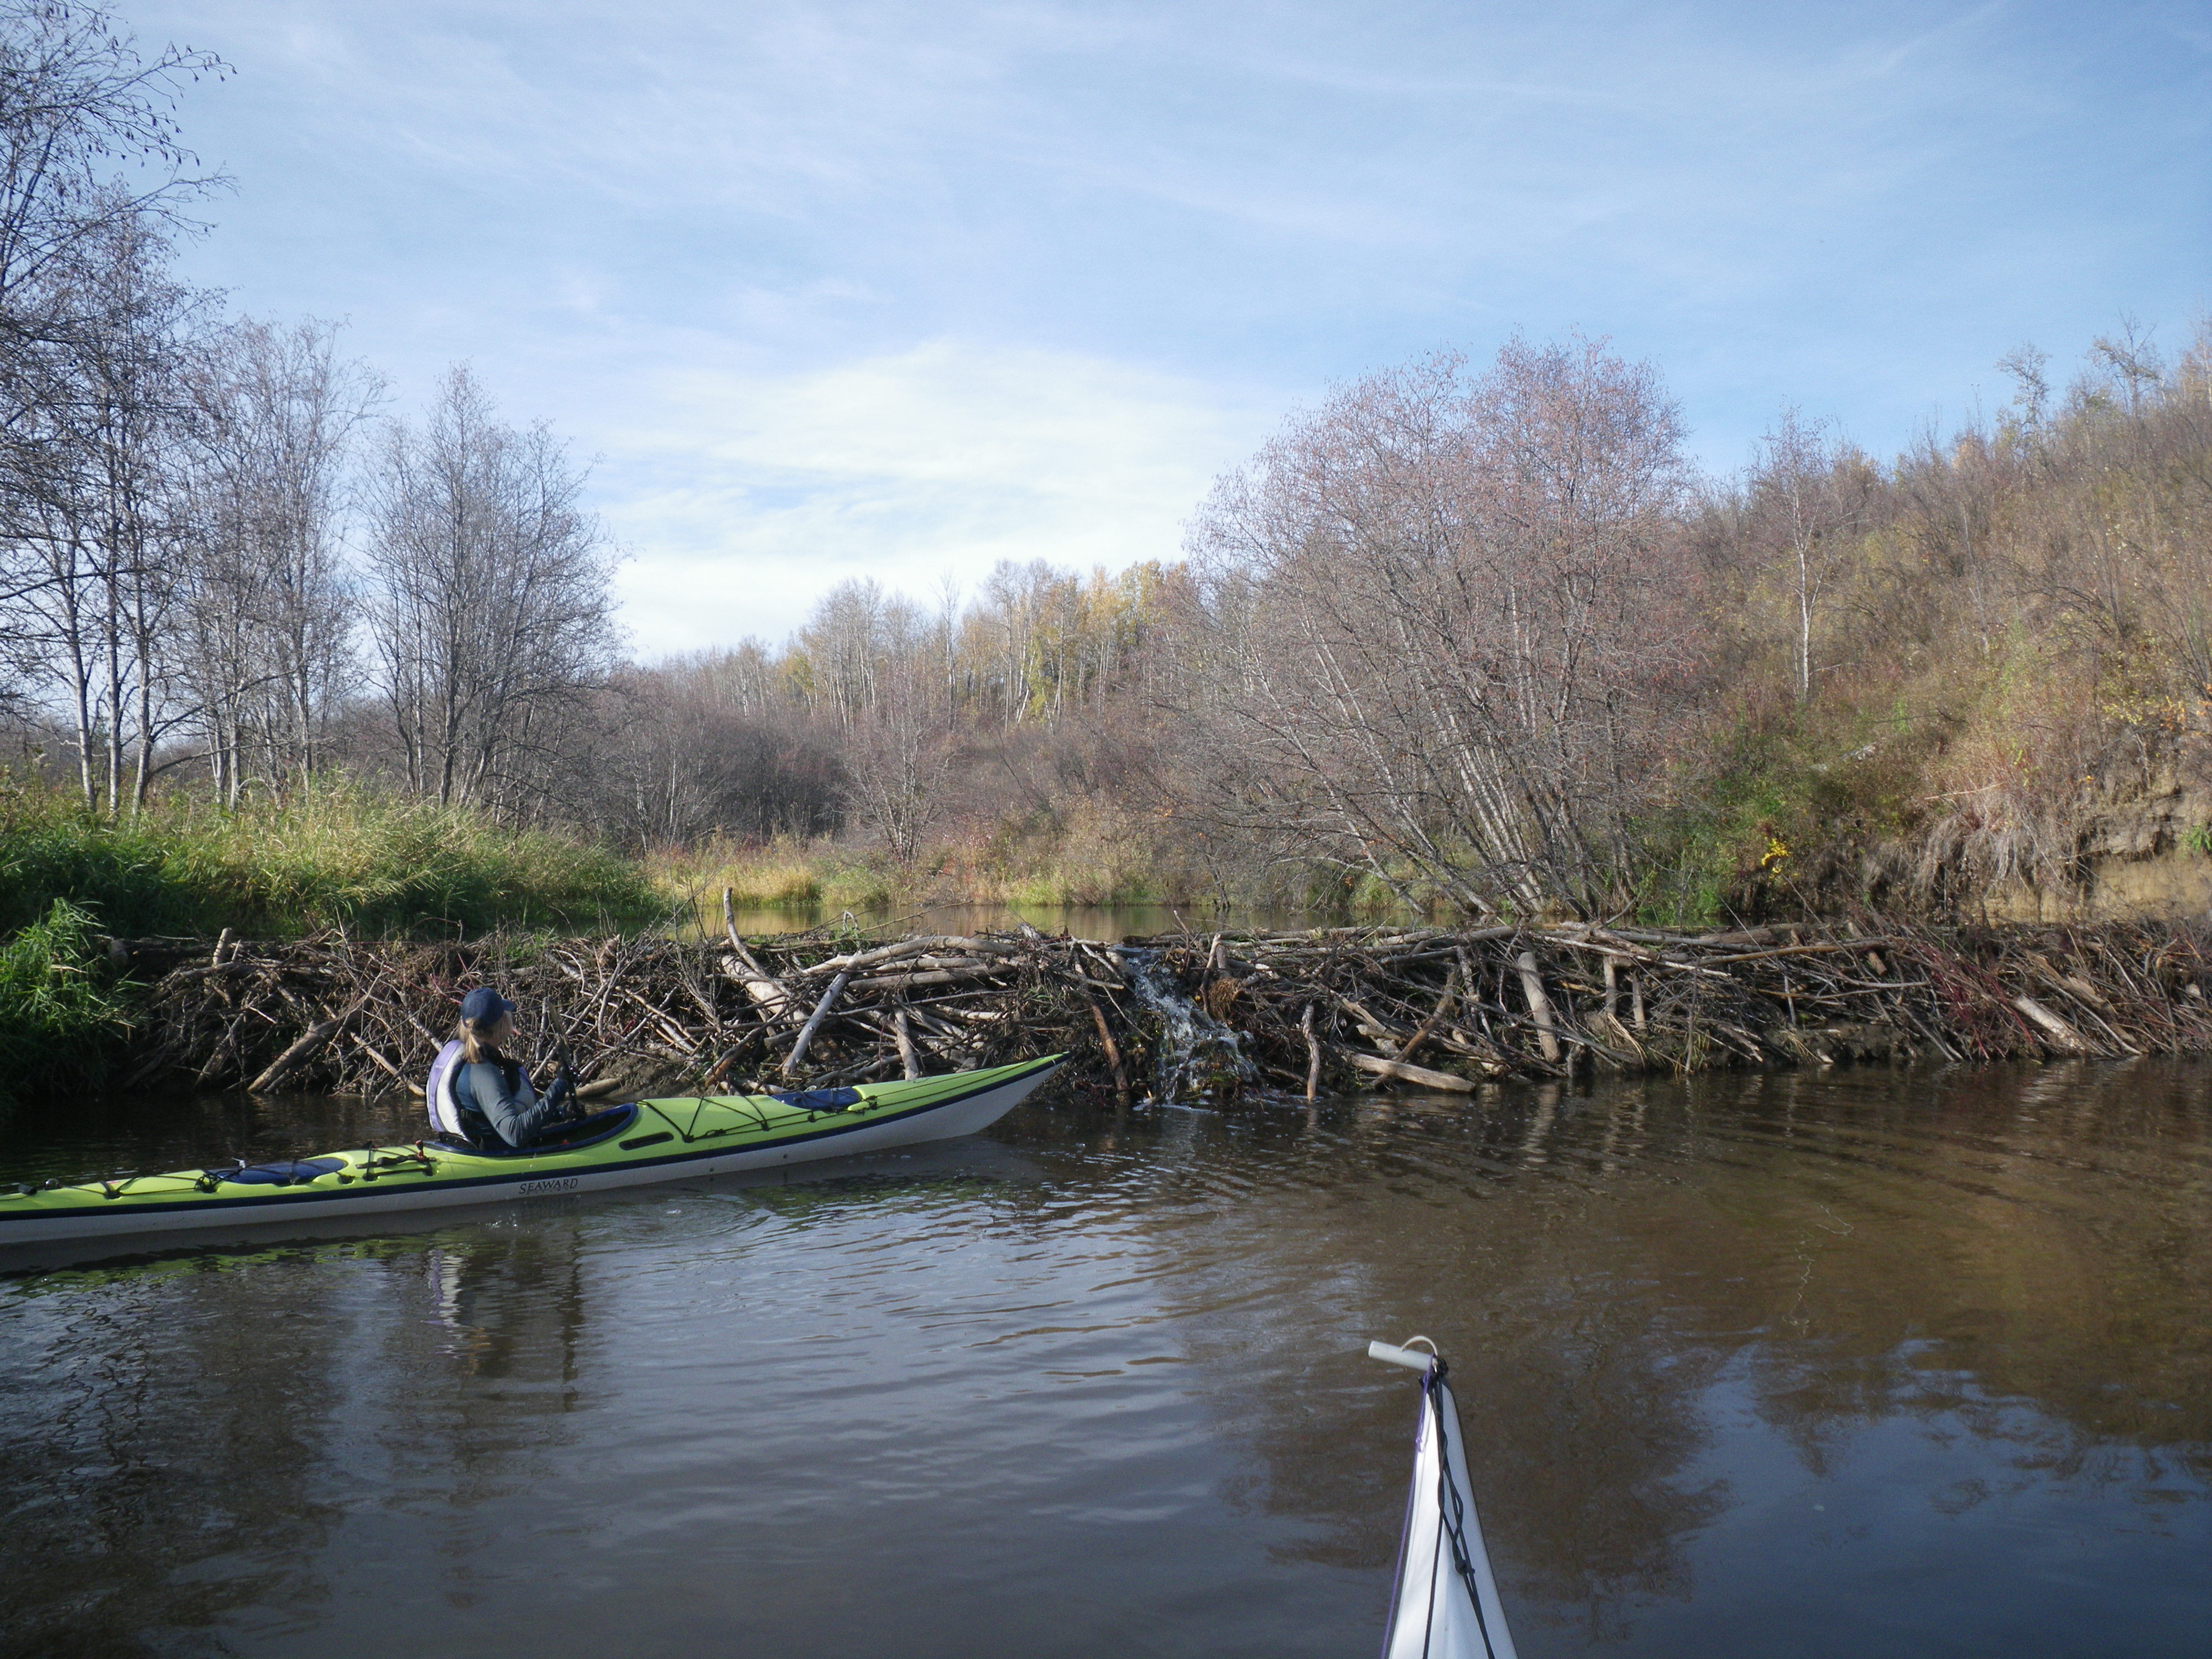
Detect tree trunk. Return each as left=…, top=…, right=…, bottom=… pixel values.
left=1515, top=950, right=1561, bottom=1062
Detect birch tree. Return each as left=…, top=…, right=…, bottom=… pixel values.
left=175, top=317, right=381, bottom=803
left=363, top=366, right=618, bottom=813
left=6, top=211, right=203, bottom=813
left=842, top=644, right=950, bottom=863
left=1750, top=407, right=1869, bottom=701
left=0, top=2, right=223, bottom=809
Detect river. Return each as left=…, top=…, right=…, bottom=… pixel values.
left=2, top=1058, right=2206, bottom=1658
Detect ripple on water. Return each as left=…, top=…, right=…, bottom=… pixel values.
left=0, top=1058, right=2207, bottom=1658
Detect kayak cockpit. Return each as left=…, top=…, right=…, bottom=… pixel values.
left=424, top=1102, right=640, bottom=1158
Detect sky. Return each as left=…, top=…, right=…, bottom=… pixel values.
left=127, top=0, right=2211, bottom=658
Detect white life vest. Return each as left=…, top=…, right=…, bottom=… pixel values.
left=426, top=1040, right=468, bottom=1139
left=425, top=1041, right=538, bottom=1145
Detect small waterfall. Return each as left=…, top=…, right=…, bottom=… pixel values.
left=1117, top=947, right=1256, bottom=1104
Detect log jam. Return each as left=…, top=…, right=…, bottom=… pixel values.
left=101, top=914, right=2212, bottom=1106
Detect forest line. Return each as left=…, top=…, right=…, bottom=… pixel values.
left=2, top=2, right=2209, bottom=945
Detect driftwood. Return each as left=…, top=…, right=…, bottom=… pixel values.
left=102, top=915, right=2212, bottom=1107
left=1347, top=1052, right=1475, bottom=1092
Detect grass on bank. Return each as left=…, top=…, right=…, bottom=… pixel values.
left=0, top=780, right=662, bottom=941
left=0, top=899, right=131, bottom=1110
left=654, top=801, right=1214, bottom=920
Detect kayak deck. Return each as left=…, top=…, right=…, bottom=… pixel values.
left=1372, top=1338, right=1519, bottom=1659
left=1, top=1056, right=1061, bottom=1248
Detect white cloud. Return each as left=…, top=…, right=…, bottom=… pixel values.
left=134, top=0, right=2208, bottom=634
left=597, top=340, right=1266, bottom=656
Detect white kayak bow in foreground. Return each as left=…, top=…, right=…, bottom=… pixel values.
left=1369, top=1338, right=1519, bottom=1659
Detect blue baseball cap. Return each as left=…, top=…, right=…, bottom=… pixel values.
left=459, top=987, right=515, bottom=1022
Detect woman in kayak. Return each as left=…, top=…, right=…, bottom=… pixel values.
left=425, top=987, right=583, bottom=1150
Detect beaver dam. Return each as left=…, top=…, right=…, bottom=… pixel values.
left=99, top=902, right=2212, bottom=1109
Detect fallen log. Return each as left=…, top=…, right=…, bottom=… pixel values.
left=247, top=1000, right=359, bottom=1093
left=1514, top=951, right=1561, bottom=1063
left=1347, top=1052, right=1476, bottom=1092
left=2012, top=995, right=2087, bottom=1052
left=847, top=963, right=1004, bottom=993
left=782, top=970, right=853, bottom=1078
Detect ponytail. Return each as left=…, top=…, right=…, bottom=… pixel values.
left=457, top=1016, right=504, bottom=1065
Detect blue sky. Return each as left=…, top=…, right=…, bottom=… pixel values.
left=134, top=1, right=2210, bottom=657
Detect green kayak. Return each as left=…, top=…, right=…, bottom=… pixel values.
left=0, top=1056, right=1062, bottom=1250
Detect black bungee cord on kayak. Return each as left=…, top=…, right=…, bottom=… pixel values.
left=637, top=1099, right=711, bottom=1143
left=632, top=1086, right=862, bottom=1147
left=1370, top=1334, right=1517, bottom=1659
left=1421, top=1360, right=1500, bottom=1659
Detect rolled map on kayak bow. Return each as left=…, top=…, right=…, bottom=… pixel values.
left=1370, top=1335, right=1519, bottom=1659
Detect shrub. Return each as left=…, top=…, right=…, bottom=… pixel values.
left=0, top=900, right=129, bottom=1110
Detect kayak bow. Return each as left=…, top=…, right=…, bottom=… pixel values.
left=1370, top=1337, right=1519, bottom=1659
left=0, top=1055, right=1062, bottom=1250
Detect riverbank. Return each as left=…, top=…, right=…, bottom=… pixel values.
left=91, top=916, right=2212, bottom=1107
left=0, top=782, right=661, bottom=940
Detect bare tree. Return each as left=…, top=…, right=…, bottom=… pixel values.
left=787, top=577, right=952, bottom=858
left=1750, top=406, right=1870, bottom=701
left=6, top=210, right=206, bottom=813
left=0, top=3, right=225, bottom=811
left=1997, top=343, right=2052, bottom=436
left=682, top=639, right=791, bottom=721
left=796, top=577, right=898, bottom=731
left=967, top=557, right=1093, bottom=726
left=580, top=659, right=842, bottom=849
left=0, top=3, right=222, bottom=316
left=842, top=653, right=951, bottom=863
left=1184, top=337, right=1694, bottom=919
left=175, top=316, right=381, bottom=804
left=363, top=366, right=618, bottom=812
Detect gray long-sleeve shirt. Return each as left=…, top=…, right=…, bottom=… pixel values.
left=452, top=1055, right=573, bottom=1149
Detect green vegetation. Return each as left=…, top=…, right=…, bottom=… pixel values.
left=653, top=814, right=1201, bottom=921
left=0, top=783, right=666, bottom=1105
left=656, top=837, right=901, bottom=915
left=0, top=780, right=662, bottom=941
left=0, top=900, right=131, bottom=1110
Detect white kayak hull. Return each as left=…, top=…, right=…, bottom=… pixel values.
left=1378, top=1348, right=1519, bottom=1659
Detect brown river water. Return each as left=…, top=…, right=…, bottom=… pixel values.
left=1, top=1058, right=2206, bottom=1658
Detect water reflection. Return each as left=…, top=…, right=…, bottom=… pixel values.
left=0, top=1251, right=342, bottom=1658
left=0, top=1060, right=2205, bottom=1657
left=1142, top=1061, right=2212, bottom=1648
left=0, top=1220, right=608, bottom=1657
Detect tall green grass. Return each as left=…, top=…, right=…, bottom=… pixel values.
left=0, top=899, right=129, bottom=1110
left=0, top=781, right=662, bottom=940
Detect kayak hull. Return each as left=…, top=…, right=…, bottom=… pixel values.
left=1382, top=1361, right=1518, bottom=1659
left=0, top=1056, right=1061, bottom=1250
